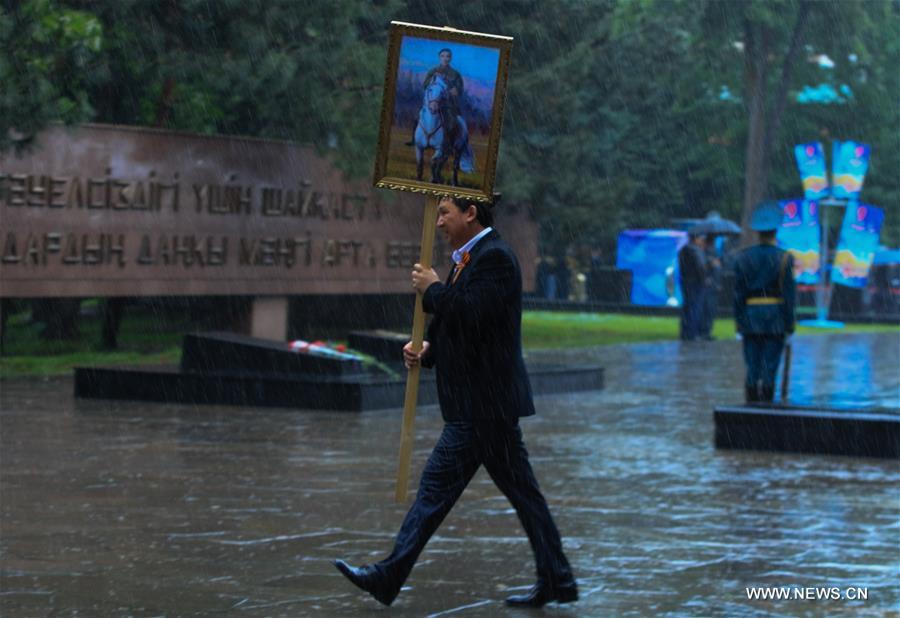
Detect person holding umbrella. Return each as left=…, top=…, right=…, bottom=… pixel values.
left=687, top=213, right=742, bottom=340
left=733, top=202, right=796, bottom=403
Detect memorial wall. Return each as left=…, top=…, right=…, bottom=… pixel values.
left=0, top=124, right=537, bottom=299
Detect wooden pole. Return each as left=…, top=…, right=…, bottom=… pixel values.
left=395, top=194, right=440, bottom=502
left=781, top=342, right=792, bottom=403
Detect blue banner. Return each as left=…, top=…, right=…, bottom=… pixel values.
left=832, top=202, right=884, bottom=288
left=873, top=247, right=900, bottom=265
left=831, top=141, right=870, bottom=200
left=776, top=198, right=821, bottom=284
left=794, top=142, right=829, bottom=200
left=616, top=230, right=687, bottom=306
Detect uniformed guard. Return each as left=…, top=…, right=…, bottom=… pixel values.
left=733, top=201, right=796, bottom=403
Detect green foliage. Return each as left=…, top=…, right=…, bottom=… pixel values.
left=3, top=0, right=897, bottom=248
left=1, top=304, right=185, bottom=357
left=74, top=0, right=403, bottom=175
left=0, top=306, right=183, bottom=378
left=0, top=0, right=103, bottom=151
left=5, top=306, right=894, bottom=376
left=695, top=0, right=900, bottom=242
left=521, top=310, right=898, bottom=349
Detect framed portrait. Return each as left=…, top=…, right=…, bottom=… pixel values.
left=373, top=22, right=513, bottom=202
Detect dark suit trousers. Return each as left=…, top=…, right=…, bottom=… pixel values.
left=375, top=420, right=572, bottom=594
left=680, top=284, right=705, bottom=341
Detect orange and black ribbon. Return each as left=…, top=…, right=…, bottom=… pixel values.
left=451, top=251, right=470, bottom=285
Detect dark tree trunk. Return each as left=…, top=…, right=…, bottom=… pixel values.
left=0, top=298, right=12, bottom=355
left=741, top=20, right=770, bottom=247
left=33, top=298, right=81, bottom=340
left=101, top=298, right=126, bottom=350
left=154, top=77, right=176, bottom=127
left=740, top=1, right=812, bottom=247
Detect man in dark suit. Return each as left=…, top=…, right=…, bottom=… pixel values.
left=678, top=232, right=707, bottom=341
left=733, top=201, right=796, bottom=403
left=334, top=195, right=577, bottom=608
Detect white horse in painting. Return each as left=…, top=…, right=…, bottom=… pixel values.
left=414, top=73, right=475, bottom=185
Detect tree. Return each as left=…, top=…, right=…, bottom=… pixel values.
left=0, top=0, right=102, bottom=152
left=4, top=0, right=897, bottom=249
left=71, top=0, right=403, bottom=175
left=697, top=0, right=900, bottom=245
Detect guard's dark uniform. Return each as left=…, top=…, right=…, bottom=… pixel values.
left=733, top=242, right=795, bottom=402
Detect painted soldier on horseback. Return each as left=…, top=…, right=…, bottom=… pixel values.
left=407, top=48, right=465, bottom=147
left=408, top=48, right=475, bottom=185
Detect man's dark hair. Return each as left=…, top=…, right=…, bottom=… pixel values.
left=448, top=195, right=494, bottom=228
left=438, top=48, right=452, bottom=57
left=759, top=230, right=776, bottom=242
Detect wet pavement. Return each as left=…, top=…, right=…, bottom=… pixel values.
left=1, top=332, right=898, bottom=617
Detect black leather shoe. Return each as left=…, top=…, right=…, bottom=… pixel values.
left=505, top=580, right=578, bottom=607
left=333, top=559, right=398, bottom=606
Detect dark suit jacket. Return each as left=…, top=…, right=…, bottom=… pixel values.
left=678, top=243, right=706, bottom=289
left=421, top=230, right=536, bottom=422
left=733, top=243, right=796, bottom=335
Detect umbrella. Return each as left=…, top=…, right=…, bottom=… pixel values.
left=690, top=215, right=742, bottom=236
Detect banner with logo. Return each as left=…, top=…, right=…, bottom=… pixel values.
left=831, top=141, right=870, bottom=200
left=616, top=229, right=687, bottom=306
left=776, top=199, right=820, bottom=284
left=794, top=142, right=829, bottom=200
left=832, top=202, right=884, bottom=288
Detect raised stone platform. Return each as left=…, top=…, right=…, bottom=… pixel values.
left=181, top=331, right=366, bottom=376
left=347, top=329, right=408, bottom=367
left=714, top=403, right=900, bottom=459
left=74, top=332, right=604, bottom=412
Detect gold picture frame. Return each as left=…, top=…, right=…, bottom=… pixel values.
left=373, top=22, right=513, bottom=202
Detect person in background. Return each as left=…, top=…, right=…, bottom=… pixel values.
left=542, top=256, right=558, bottom=300
left=700, top=234, right=723, bottom=340
left=535, top=256, right=551, bottom=299
left=555, top=252, right=571, bottom=301
left=733, top=201, right=796, bottom=403
left=586, top=247, right=604, bottom=302
left=678, top=232, right=707, bottom=341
